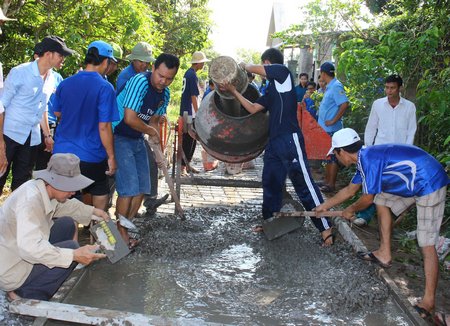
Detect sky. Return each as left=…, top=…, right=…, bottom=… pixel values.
left=207, top=0, right=301, bottom=58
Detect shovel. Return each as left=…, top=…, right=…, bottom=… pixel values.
left=262, top=210, right=343, bottom=241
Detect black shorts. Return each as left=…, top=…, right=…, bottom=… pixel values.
left=79, top=160, right=109, bottom=196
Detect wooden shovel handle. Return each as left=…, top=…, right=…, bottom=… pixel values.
left=274, top=211, right=343, bottom=217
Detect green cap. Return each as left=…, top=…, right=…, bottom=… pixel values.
left=110, top=42, right=123, bottom=61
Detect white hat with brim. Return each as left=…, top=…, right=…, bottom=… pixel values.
left=191, top=51, right=210, bottom=64
left=33, top=153, right=94, bottom=192
left=327, top=128, right=361, bottom=156
left=0, top=8, right=16, bottom=21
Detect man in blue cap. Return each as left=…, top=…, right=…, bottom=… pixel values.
left=317, top=61, right=349, bottom=193
left=53, top=41, right=119, bottom=212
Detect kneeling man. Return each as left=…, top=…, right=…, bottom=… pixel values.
left=315, top=128, right=448, bottom=319
left=0, top=153, right=109, bottom=301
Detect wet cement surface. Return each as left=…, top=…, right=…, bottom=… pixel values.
left=55, top=205, right=412, bottom=325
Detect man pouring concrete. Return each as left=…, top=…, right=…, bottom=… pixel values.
left=315, top=128, right=448, bottom=321
left=0, top=153, right=109, bottom=301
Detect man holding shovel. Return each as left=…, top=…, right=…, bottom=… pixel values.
left=219, top=48, right=334, bottom=246
left=315, top=128, right=448, bottom=320
left=113, top=53, right=180, bottom=247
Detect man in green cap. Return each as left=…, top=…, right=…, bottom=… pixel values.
left=116, top=41, right=155, bottom=91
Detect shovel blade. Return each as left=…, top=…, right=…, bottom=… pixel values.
left=262, top=216, right=303, bottom=241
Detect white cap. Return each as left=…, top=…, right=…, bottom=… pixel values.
left=327, top=128, right=361, bottom=155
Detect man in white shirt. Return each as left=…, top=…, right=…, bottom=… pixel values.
left=364, top=74, right=417, bottom=146
left=354, top=74, right=417, bottom=226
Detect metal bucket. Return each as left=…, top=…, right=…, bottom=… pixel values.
left=195, top=85, right=269, bottom=163
left=209, top=56, right=248, bottom=100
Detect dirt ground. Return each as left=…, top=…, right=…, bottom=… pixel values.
left=350, top=220, right=449, bottom=317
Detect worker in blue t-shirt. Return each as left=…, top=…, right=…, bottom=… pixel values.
left=219, top=48, right=334, bottom=247
left=316, top=128, right=449, bottom=319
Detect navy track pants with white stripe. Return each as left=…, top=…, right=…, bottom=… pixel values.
left=262, top=132, right=332, bottom=232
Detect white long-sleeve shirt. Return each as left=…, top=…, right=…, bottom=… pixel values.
left=0, top=179, right=94, bottom=291
left=364, top=96, right=417, bottom=146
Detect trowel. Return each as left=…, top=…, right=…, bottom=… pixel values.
left=262, top=210, right=343, bottom=241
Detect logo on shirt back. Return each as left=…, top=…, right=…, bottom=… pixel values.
left=274, top=74, right=292, bottom=93
left=383, top=160, right=417, bottom=191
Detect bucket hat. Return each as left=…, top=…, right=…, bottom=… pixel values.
left=327, top=128, right=361, bottom=155
left=126, top=42, right=155, bottom=63
left=33, top=153, right=94, bottom=192
left=0, top=8, right=16, bottom=21
left=191, top=51, right=210, bottom=64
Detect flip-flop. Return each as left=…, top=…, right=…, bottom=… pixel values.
left=413, top=305, right=433, bottom=323
left=434, top=311, right=448, bottom=326
left=6, top=291, right=21, bottom=302
left=357, top=251, right=392, bottom=268
left=321, top=230, right=335, bottom=247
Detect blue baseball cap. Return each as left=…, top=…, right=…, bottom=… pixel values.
left=87, top=40, right=117, bottom=63
left=320, top=61, right=335, bottom=74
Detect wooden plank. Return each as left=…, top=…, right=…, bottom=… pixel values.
left=9, top=299, right=228, bottom=326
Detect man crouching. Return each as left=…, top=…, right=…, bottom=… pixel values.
left=0, top=153, right=109, bottom=301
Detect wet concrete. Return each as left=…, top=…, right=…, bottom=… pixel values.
left=53, top=204, right=412, bottom=325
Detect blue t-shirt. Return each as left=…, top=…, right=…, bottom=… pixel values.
left=53, top=71, right=119, bottom=163
left=47, top=71, right=63, bottom=125
left=295, top=85, right=307, bottom=102
left=318, top=78, right=348, bottom=132
left=352, top=144, right=449, bottom=197
left=256, top=64, right=300, bottom=139
left=179, top=68, right=199, bottom=116
left=114, top=72, right=169, bottom=139
left=116, top=64, right=138, bottom=93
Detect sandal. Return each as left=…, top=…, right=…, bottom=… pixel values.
left=413, top=304, right=433, bottom=323
left=357, top=251, right=392, bottom=269
left=6, top=291, right=21, bottom=302
left=434, top=312, right=448, bottom=326
left=321, top=228, right=335, bottom=247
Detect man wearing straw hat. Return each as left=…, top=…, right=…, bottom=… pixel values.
left=179, top=51, right=210, bottom=176
left=0, top=153, right=110, bottom=301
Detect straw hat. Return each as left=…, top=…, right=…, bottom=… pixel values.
left=191, top=51, right=210, bottom=64
left=33, top=154, right=94, bottom=192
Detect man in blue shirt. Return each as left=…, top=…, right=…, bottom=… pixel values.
left=316, top=128, right=448, bottom=318
left=0, top=36, right=74, bottom=193
left=116, top=42, right=155, bottom=92
left=114, top=53, right=179, bottom=247
left=219, top=48, right=334, bottom=246
left=53, top=41, right=119, bottom=212
left=179, top=51, right=209, bottom=175
left=317, top=62, right=349, bottom=192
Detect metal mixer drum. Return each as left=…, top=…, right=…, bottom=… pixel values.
left=195, top=85, right=269, bottom=163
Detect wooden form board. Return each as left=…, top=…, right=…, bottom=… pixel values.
left=9, top=299, right=229, bottom=326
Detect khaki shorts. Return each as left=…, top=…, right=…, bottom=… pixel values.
left=374, top=186, right=447, bottom=247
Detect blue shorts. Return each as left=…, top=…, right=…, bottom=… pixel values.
left=114, top=134, right=151, bottom=197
